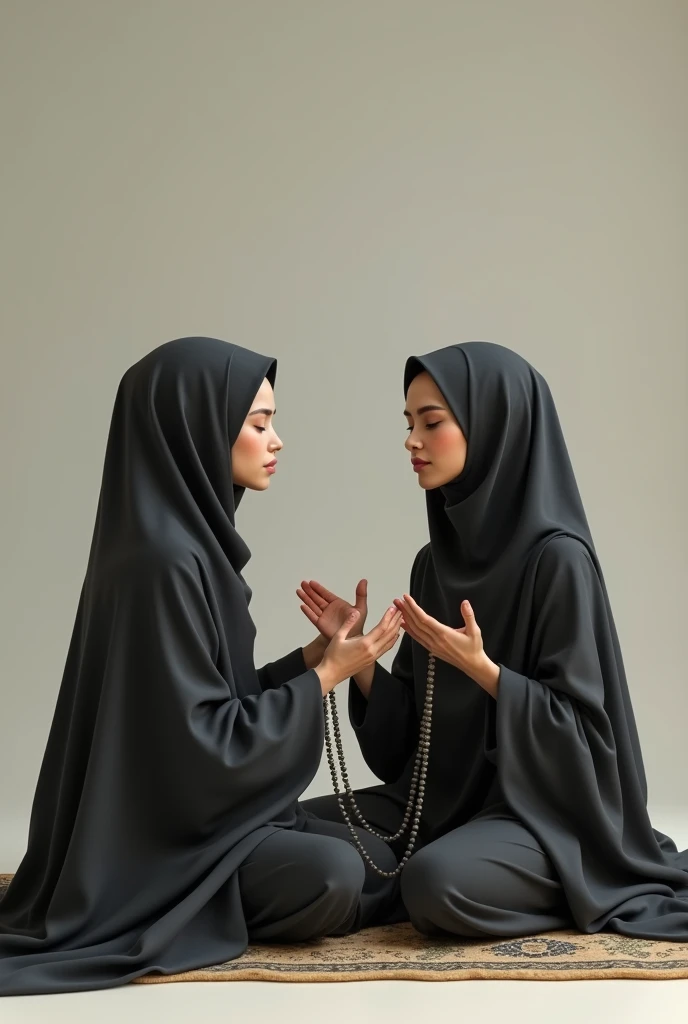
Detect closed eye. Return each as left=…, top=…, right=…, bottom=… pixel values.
left=406, top=422, right=441, bottom=431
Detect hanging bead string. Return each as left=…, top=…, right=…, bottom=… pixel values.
left=323, top=654, right=435, bottom=879
left=328, top=668, right=425, bottom=842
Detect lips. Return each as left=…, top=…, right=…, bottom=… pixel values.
left=265, top=459, right=278, bottom=468
left=411, top=459, right=430, bottom=467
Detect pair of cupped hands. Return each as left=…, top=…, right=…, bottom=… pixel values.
left=298, top=578, right=489, bottom=696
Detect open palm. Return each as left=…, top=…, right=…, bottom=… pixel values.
left=297, top=579, right=368, bottom=640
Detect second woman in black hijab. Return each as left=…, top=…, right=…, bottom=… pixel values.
left=0, top=337, right=402, bottom=996
left=302, top=341, right=688, bottom=941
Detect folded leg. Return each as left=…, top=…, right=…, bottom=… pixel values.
left=400, top=806, right=574, bottom=938
left=238, top=815, right=400, bottom=941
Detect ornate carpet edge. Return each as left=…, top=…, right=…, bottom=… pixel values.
left=132, top=964, right=688, bottom=983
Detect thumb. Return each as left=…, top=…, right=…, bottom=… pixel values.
left=337, top=608, right=360, bottom=639
left=461, top=600, right=479, bottom=635
left=355, top=579, right=368, bottom=608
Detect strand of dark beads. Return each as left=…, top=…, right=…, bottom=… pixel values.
left=322, top=654, right=435, bottom=879
left=328, top=668, right=427, bottom=842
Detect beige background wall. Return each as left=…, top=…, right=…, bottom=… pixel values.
left=1, top=0, right=686, bottom=868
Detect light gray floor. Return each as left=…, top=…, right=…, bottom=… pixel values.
left=2, top=807, right=687, bottom=1023
left=3, top=978, right=688, bottom=1024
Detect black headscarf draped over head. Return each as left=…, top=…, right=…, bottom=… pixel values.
left=93, top=335, right=276, bottom=589
left=0, top=337, right=327, bottom=995
left=404, top=342, right=594, bottom=648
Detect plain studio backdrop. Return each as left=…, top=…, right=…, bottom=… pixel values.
left=0, top=0, right=686, bottom=871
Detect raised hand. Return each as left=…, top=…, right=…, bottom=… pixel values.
left=394, top=594, right=498, bottom=693
left=315, top=605, right=402, bottom=695
left=297, top=578, right=368, bottom=640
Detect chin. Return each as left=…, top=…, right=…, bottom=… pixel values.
left=417, top=473, right=438, bottom=490
left=419, top=471, right=451, bottom=490
left=239, top=477, right=271, bottom=492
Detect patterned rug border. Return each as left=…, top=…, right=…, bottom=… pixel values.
left=3, top=875, right=688, bottom=983
left=132, top=962, right=688, bottom=983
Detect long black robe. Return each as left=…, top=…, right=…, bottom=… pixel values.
left=0, top=337, right=324, bottom=995
left=350, top=342, right=688, bottom=939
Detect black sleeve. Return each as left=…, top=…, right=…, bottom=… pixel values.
left=494, top=537, right=632, bottom=840
left=129, top=559, right=326, bottom=823
left=257, top=648, right=308, bottom=691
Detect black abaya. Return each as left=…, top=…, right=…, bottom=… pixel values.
left=0, top=337, right=398, bottom=996
left=308, top=342, right=688, bottom=940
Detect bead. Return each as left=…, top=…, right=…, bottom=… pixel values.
left=322, top=651, right=435, bottom=877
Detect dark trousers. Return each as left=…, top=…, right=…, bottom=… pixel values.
left=301, top=789, right=574, bottom=938
left=237, top=812, right=399, bottom=941
left=238, top=787, right=573, bottom=941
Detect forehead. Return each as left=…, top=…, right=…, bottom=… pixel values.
left=405, top=371, right=445, bottom=407
left=252, top=377, right=275, bottom=404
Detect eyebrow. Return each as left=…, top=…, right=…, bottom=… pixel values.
left=248, top=408, right=276, bottom=416
left=403, top=404, right=446, bottom=417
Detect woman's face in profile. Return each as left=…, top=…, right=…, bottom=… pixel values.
left=404, top=371, right=467, bottom=489
left=231, top=378, right=283, bottom=491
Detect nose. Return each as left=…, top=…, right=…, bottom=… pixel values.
left=405, top=434, right=422, bottom=452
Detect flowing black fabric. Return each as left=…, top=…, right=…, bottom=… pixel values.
left=0, top=337, right=326, bottom=995
left=350, top=341, right=688, bottom=938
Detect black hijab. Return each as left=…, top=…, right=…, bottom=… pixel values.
left=401, top=342, right=688, bottom=939
left=0, top=337, right=325, bottom=995
left=405, top=342, right=595, bottom=654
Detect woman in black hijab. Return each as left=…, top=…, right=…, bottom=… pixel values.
left=0, top=337, right=403, bottom=996
left=302, top=342, right=688, bottom=941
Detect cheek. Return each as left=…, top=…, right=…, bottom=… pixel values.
left=431, top=427, right=467, bottom=470
left=430, top=428, right=458, bottom=455
left=234, top=428, right=264, bottom=462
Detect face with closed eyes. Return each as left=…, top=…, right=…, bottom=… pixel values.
left=231, top=377, right=283, bottom=490
left=404, top=371, right=468, bottom=489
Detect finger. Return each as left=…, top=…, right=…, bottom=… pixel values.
left=376, top=611, right=403, bottom=649
left=308, top=579, right=339, bottom=603
left=355, top=579, right=368, bottom=609
left=336, top=608, right=360, bottom=639
left=376, top=610, right=403, bottom=651
left=403, top=630, right=432, bottom=656
left=400, top=620, right=424, bottom=645
left=297, top=588, right=323, bottom=617
left=382, top=610, right=403, bottom=636
left=403, top=593, right=433, bottom=627
left=380, top=628, right=402, bottom=656
left=300, top=604, right=320, bottom=627
left=394, top=596, right=423, bottom=632
left=394, top=598, right=423, bottom=633
left=396, top=598, right=432, bottom=643
left=461, top=600, right=480, bottom=636
left=384, top=606, right=402, bottom=629
left=368, top=605, right=398, bottom=639
left=405, top=596, right=444, bottom=645
left=301, top=582, right=328, bottom=610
